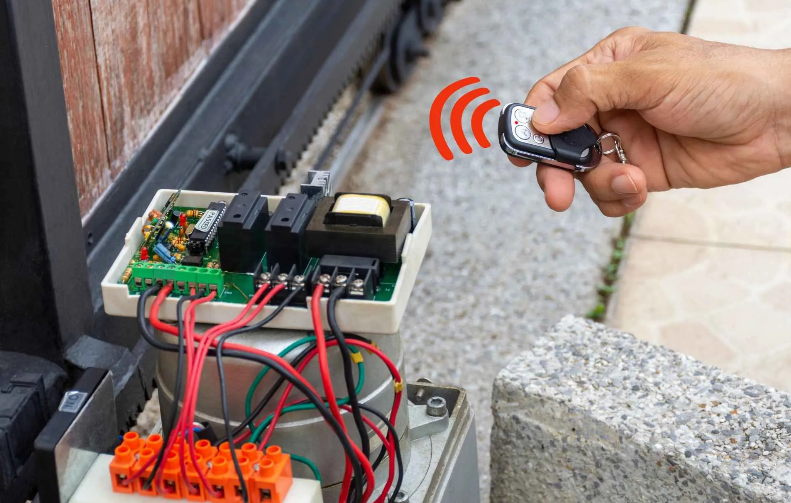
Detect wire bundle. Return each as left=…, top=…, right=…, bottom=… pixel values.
left=126, top=278, right=404, bottom=503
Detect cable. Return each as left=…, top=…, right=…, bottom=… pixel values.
left=136, top=285, right=366, bottom=501
left=289, top=453, right=322, bottom=484
left=328, top=286, right=371, bottom=461
left=356, top=404, right=404, bottom=503
left=136, top=287, right=200, bottom=491
left=214, top=283, right=296, bottom=503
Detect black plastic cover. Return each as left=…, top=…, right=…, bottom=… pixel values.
left=218, top=191, right=269, bottom=273
left=549, top=126, right=600, bottom=166
left=264, top=194, right=318, bottom=271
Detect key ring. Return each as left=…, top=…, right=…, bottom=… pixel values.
left=597, top=133, right=628, bottom=164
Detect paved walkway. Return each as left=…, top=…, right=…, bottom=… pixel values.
left=609, top=0, right=791, bottom=395
left=344, top=1, right=689, bottom=500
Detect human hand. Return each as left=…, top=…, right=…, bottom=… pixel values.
left=511, top=27, right=791, bottom=216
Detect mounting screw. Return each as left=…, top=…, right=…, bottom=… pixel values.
left=277, top=273, right=290, bottom=284
left=393, top=490, right=409, bottom=503
left=319, top=274, right=332, bottom=286
left=293, top=275, right=305, bottom=285
left=259, top=272, right=271, bottom=284
left=351, top=279, right=365, bottom=288
left=426, top=396, right=447, bottom=417
left=334, top=274, right=348, bottom=286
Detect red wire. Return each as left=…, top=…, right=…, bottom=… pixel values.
left=340, top=405, right=396, bottom=503
left=310, top=285, right=357, bottom=502
left=256, top=342, right=398, bottom=503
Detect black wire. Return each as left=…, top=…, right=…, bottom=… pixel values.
left=328, top=286, right=371, bottom=461
left=135, top=285, right=364, bottom=502
left=213, top=286, right=306, bottom=445
left=213, top=285, right=304, bottom=503
left=217, top=331, right=374, bottom=446
left=139, top=286, right=201, bottom=491
left=357, top=404, right=404, bottom=503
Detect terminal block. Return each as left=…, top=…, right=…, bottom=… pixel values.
left=108, top=436, right=293, bottom=502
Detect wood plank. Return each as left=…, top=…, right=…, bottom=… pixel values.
left=90, top=0, right=203, bottom=178
left=52, top=0, right=111, bottom=216
left=198, top=0, right=236, bottom=48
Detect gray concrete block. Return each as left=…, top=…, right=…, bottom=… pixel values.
left=491, top=316, right=791, bottom=503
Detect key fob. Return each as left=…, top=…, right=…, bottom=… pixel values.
left=498, top=103, right=602, bottom=172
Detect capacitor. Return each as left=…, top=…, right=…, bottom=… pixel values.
left=174, top=243, right=186, bottom=252
left=121, top=268, right=133, bottom=283
left=160, top=221, right=175, bottom=242
left=174, top=253, right=183, bottom=262
left=140, top=248, right=149, bottom=261
left=153, top=254, right=161, bottom=262
left=148, top=209, right=162, bottom=222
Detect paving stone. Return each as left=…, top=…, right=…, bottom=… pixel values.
left=491, top=316, right=791, bottom=503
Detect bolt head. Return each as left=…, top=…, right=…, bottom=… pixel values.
left=426, top=396, right=448, bottom=418
left=319, top=274, right=332, bottom=285
left=351, top=279, right=365, bottom=288
left=277, top=273, right=289, bottom=283
left=293, top=275, right=305, bottom=284
left=335, top=274, right=348, bottom=285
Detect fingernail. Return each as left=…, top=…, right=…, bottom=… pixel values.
left=533, top=99, right=560, bottom=125
left=612, top=174, right=638, bottom=195
left=623, top=195, right=643, bottom=207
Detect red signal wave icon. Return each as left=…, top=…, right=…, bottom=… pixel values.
left=430, top=77, right=500, bottom=161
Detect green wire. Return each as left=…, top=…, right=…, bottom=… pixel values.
left=249, top=361, right=364, bottom=443
left=244, top=336, right=317, bottom=424
left=244, top=335, right=365, bottom=443
left=288, top=452, right=322, bottom=483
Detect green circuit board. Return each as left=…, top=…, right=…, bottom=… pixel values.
left=119, top=196, right=399, bottom=303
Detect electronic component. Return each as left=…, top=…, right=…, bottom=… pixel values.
left=325, top=194, right=390, bottom=227
left=159, top=221, right=175, bottom=242
left=218, top=191, right=269, bottom=273
left=264, top=193, right=317, bottom=271
left=168, top=210, right=181, bottom=223
left=139, top=248, right=148, bottom=261
left=127, top=263, right=224, bottom=295
left=305, top=195, right=412, bottom=263
left=310, top=255, right=380, bottom=299
left=153, top=243, right=176, bottom=264
left=187, top=201, right=226, bottom=255
left=181, top=254, right=203, bottom=266
left=300, top=170, right=332, bottom=200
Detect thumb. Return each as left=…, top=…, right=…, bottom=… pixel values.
left=532, top=62, right=648, bottom=134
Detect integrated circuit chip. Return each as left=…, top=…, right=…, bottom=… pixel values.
left=187, top=201, right=226, bottom=255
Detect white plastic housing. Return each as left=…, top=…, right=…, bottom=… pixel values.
left=69, top=454, right=323, bottom=503
left=101, top=190, right=431, bottom=334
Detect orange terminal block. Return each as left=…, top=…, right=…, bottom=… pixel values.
left=217, top=442, right=245, bottom=462
left=134, top=447, right=159, bottom=496
left=122, top=432, right=144, bottom=454
left=196, top=439, right=217, bottom=461
left=161, top=451, right=184, bottom=499
left=109, top=444, right=137, bottom=494
left=206, top=456, right=230, bottom=503
left=241, top=443, right=262, bottom=464
left=223, top=456, right=253, bottom=503
left=182, top=453, right=208, bottom=502
left=250, top=446, right=293, bottom=503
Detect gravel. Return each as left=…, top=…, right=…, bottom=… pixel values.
left=492, top=316, right=791, bottom=502
left=343, top=0, right=689, bottom=500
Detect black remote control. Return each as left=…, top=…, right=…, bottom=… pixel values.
left=498, top=103, right=602, bottom=172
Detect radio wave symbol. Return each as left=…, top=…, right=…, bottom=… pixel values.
left=430, top=77, right=501, bottom=161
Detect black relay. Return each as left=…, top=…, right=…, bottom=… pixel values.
left=217, top=191, right=269, bottom=273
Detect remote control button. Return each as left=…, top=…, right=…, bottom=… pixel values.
left=514, top=126, right=532, bottom=141
left=533, top=134, right=545, bottom=144
left=514, top=108, right=532, bottom=123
